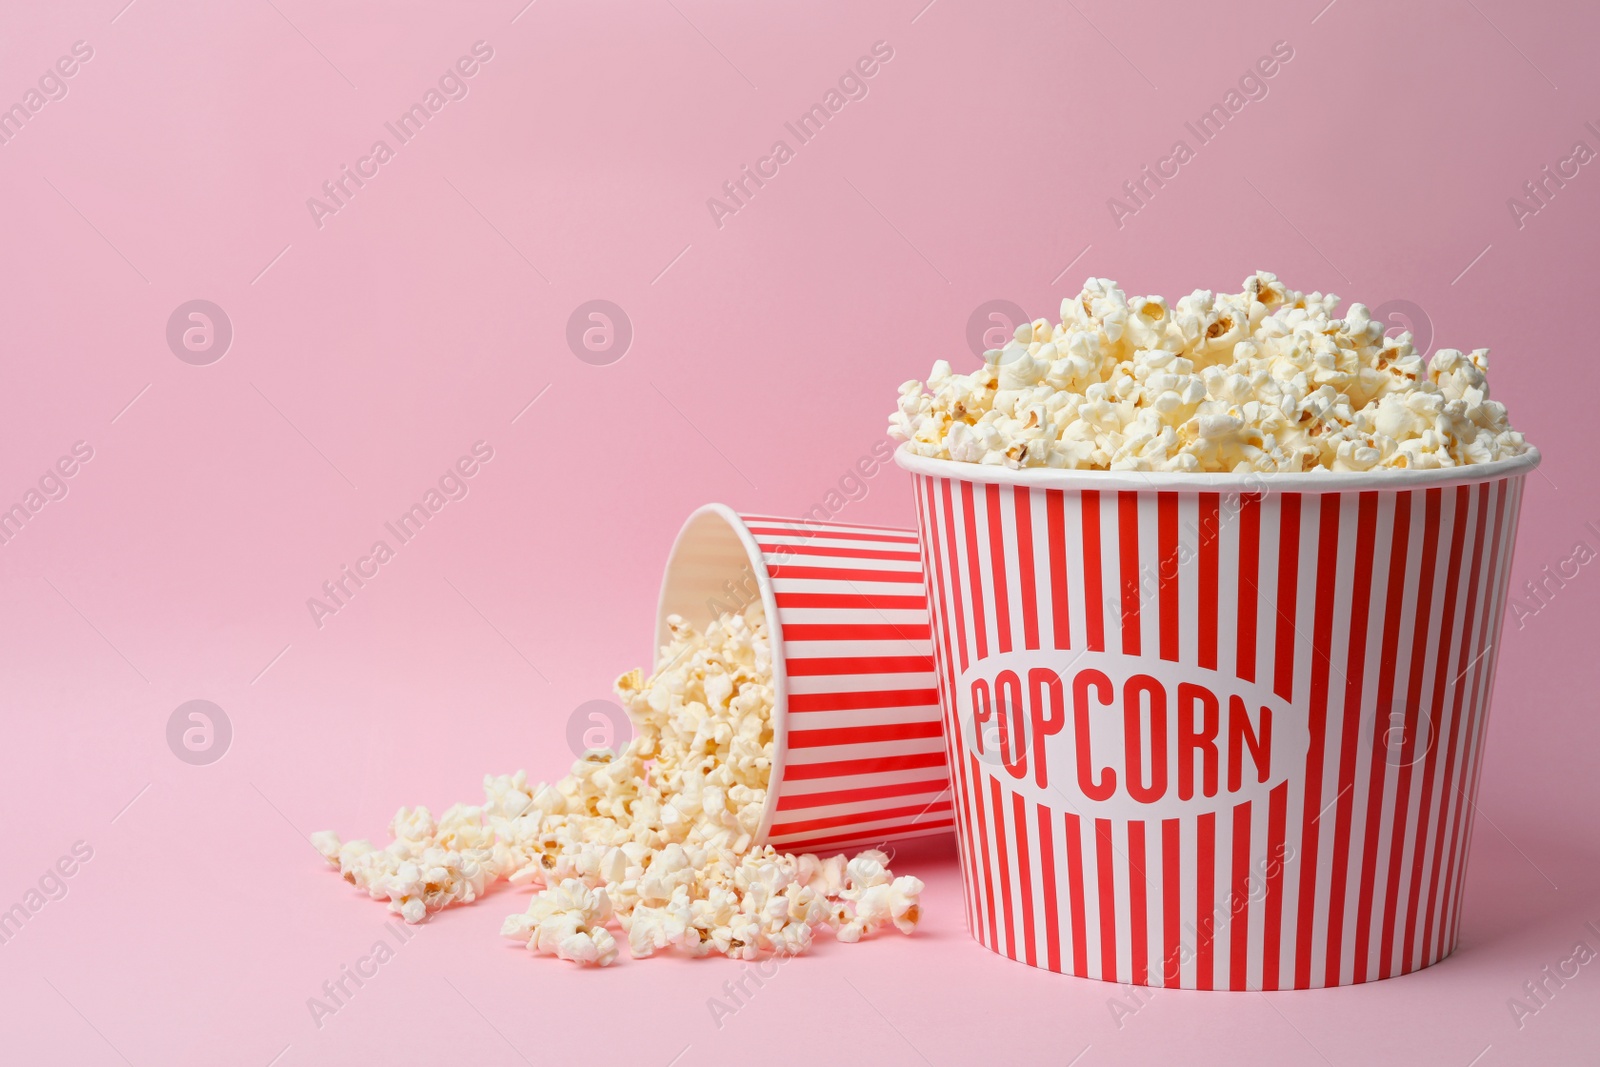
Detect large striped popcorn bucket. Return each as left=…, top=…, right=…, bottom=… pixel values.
left=656, top=505, right=952, bottom=854
left=895, top=448, right=1540, bottom=989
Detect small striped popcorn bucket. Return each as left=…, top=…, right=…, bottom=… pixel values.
left=895, top=447, right=1541, bottom=989
left=656, top=504, right=952, bottom=854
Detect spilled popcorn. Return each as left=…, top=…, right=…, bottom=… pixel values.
left=891, top=271, right=1530, bottom=473
left=312, top=603, right=924, bottom=965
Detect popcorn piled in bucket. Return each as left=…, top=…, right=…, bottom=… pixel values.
left=312, top=603, right=924, bottom=965
left=891, top=271, right=1529, bottom=472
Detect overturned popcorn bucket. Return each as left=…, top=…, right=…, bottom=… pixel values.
left=895, top=448, right=1540, bottom=989
left=658, top=505, right=952, bottom=854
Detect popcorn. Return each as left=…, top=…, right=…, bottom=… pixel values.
left=311, top=805, right=499, bottom=925
left=313, top=602, right=925, bottom=966
left=891, top=272, right=1531, bottom=473
left=500, top=879, right=619, bottom=966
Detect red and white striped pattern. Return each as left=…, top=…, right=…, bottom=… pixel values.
left=736, top=514, right=951, bottom=854
left=907, top=472, right=1529, bottom=988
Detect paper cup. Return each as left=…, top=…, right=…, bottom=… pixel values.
left=656, top=504, right=952, bottom=854
left=896, top=447, right=1540, bottom=989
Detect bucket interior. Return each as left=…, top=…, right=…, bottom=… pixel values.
left=655, top=505, right=769, bottom=650
left=655, top=505, right=790, bottom=845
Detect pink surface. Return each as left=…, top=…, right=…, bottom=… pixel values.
left=0, top=1, right=1595, bottom=1064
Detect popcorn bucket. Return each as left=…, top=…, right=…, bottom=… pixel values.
left=657, top=505, right=952, bottom=854
left=895, top=448, right=1540, bottom=989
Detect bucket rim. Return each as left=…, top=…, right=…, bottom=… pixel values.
left=892, top=443, right=1542, bottom=494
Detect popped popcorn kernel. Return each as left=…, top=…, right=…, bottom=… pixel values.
left=891, top=272, right=1531, bottom=473
left=313, top=601, right=926, bottom=964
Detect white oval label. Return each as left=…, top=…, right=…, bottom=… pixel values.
left=956, top=649, right=1307, bottom=820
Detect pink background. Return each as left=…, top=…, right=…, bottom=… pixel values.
left=1, top=1, right=1596, bottom=1064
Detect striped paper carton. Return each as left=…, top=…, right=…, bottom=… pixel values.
left=656, top=504, right=951, bottom=854
left=897, top=448, right=1539, bottom=989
